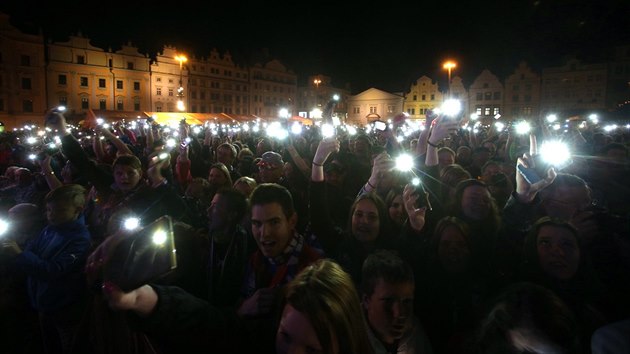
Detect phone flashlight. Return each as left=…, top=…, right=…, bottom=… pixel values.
left=0, top=219, right=9, bottom=236
left=123, top=217, right=140, bottom=231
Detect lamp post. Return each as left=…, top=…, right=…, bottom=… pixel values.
left=443, top=61, right=457, bottom=97
left=175, top=54, right=187, bottom=112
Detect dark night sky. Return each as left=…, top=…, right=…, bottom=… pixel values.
left=2, top=0, right=629, bottom=94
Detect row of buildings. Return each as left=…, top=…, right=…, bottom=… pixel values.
left=1, top=12, right=629, bottom=129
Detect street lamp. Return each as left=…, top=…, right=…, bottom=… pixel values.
left=175, top=54, right=187, bottom=112
left=443, top=60, right=457, bottom=97
left=313, top=78, right=321, bottom=88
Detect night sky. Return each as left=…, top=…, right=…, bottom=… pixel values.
left=2, top=0, right=629, bottom=94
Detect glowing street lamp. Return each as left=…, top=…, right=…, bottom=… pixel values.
left=175, top=54, right=187, bottom=112
left=313, top=78, right=322, bottom=88
left=443, top=61, right=457, bottom=97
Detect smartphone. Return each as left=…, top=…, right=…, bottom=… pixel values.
left=103, top=215, right=177, bottom=292
left=517, top=163, right=542, bottom=184
left=411, top=177, right=432, bottom=211
left=374, top=121, right=387, bottom=131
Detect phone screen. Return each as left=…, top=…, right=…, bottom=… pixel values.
left=517, top=164, right=542, bottom=184
left=374, top=121, right=387, bottom=131
left=103, top=215, right=177, bottom=292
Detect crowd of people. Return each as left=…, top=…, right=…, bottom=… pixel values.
left=0, top=109, right=629, bottom=354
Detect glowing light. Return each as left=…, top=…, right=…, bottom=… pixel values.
left=290, top=122, right=302, bottom=135
left=152, top=229, right=167, bottom=245
left=540, top=141, right=571, bottom=166
left=440, top=99, right=462, bottom=117
left=123, top=217, right=140, bottom=231
left=0, top=219, right=8, bottom=235
left=514, top=121, right=531, bottom=135
left=546, top=114, right=557, bottom=123
left=395, top=154, right=414, bottom=172
left=470, top=113, right=479, bottom=120
left=321, top=123, right=335, bottom=138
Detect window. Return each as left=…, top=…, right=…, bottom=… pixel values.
left=81, top=97, right=89, bottom=109
left=369, top=106, right=377, bottom=114
left=134, top=99, right=140, bottom=111
left=156, top=105, right=162, bottom=112
left=23, top=99, right=33, bottom=112
left=353, top=106, right=360, bottom=114
left=59, top=97, right=67, bottom=107
left=413, top=95, right=417, bottom=101
left=77, top=55, right=85, bottom=64
left=133, top=82, right=140, bottom=91
left=99, top=99, right=106, bottom=110
left=58, top=75, right=67, bottom=85
left=168, top=79, right=173, bottom=84
left=476, top=93, right=483, bottom=101
left=524, top=95, right=531, bottom=102
left=116, top=80, right=123, bottom=90
left=109, top=59, right=113, bottom=68
left=512, top=95, right=519, bottom=102
left=117, top=99, right=123, bottom=111
left=484, top=107, right=491, bottom=115
left=485, top=92, right=492, bottom=100
left=127, top=62, right=134, bottom=70
left=421, top=94, right=426, bottom=101
left=21, top=78, right=31, bottom=90
left=523, top=107, right=532, bottom=115
left=483, top=83, right=489, bottom=88
left=430, top=94, right=435, bottom=101
left=387, top=105, right=394, bottom=113
left=156, top=87, right=162, bottom=96
left=168, top=88, right=174, bottom=97
left=20, top=55, right=30, bottom=66
left=493, top=107, right=500, bottom=116
left=157, top=77, right=162, bottom=82
left=99, top=79, right=106, bottom=88
left=80, top=77, right=88, bottom=87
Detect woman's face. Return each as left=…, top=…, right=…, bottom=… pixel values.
left=388, top=194, right=405, bottom=226
left=460, top=185, right=491, bottom=221
left=351, top=199, right=380, bottom=243
left=276, top=304, right=338, bottom=354
left=208, top=167, right=227, bottom=187
left=536, top=225, right=580, bottom=281
left=438, top=225, right=471, bottom=273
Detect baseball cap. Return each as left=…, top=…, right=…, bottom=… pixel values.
left=257, top=151, right=284, bottom=170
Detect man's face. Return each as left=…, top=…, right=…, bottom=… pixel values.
left=113, top=164, right=141, bottom=192
left=537, top=225, right=580, bottom=280
left=251, top=202, right=296, bottom=258
left=438, top=151, right=455, bottom=168
left=259, top=163, right=283, bottom=183
left=542, top=186, right=591, bottom=220
left=351, top=199, right=380, bottom=243
left=364, top=279, right=414, bottom=345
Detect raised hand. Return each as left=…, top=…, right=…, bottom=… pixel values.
left=515, top=153, right=557, bottom=203
left=402, top=183, right=427, bottom=232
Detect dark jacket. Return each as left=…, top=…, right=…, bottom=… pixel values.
left=15, top=215, right=91, bottom=312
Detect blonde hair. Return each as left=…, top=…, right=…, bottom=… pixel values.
left=284, top=259, right=375, bottom=354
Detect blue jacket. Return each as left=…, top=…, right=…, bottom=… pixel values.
left=15, top=215, right=91, bottom=312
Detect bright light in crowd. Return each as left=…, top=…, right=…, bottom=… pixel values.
left=278, top=108, right=289, bottom=119
left=346, top=126, right=357, bottom=135
left=96, top=118, right=104, bottom=125
left=266, top=122, right=288, bottom=140
left=0, top=219, right=8, bottom=235
left=440, top=99, right=462, bottom=117
left=494, top=114, right=501, bottom=120
left=494, top=122, right=505, bottom=132
left=28, top=154, right=37, bottom=160
left=291, top=122, right=302, bottom=135
left=152, top=229, right=167, bottom=245
left=166, top=138, right=177, bottom=148
left=332, top=94, right=340, bottom=101
left=589, top=114, right=598, bottom=121
left=553, top=124, right=561, bottom=130
left=55, top=106, right=66, bottom=112
left=176, top=100, right=185, bottom=111
left=470, top=113, right=479, bottom=120
left=546, top=114, right=557, bottom=123
left=158, top=152, right=169, bottom=160
left=540, top=141, right=571, bottom=166
left=26, top=137, right=37, bottom=144
left=311, top=108, right=323, bottom=119
left=123, top=217, right=140, bottom=231
left=321, top=123, right=335, bottom=138
left=514, top=121, right=531, bottom=135
left=395, top=154, right=414, bottom=172
left=603, top=124, right=617, bottom=132
left=411, top=177, right=421, bottom=186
